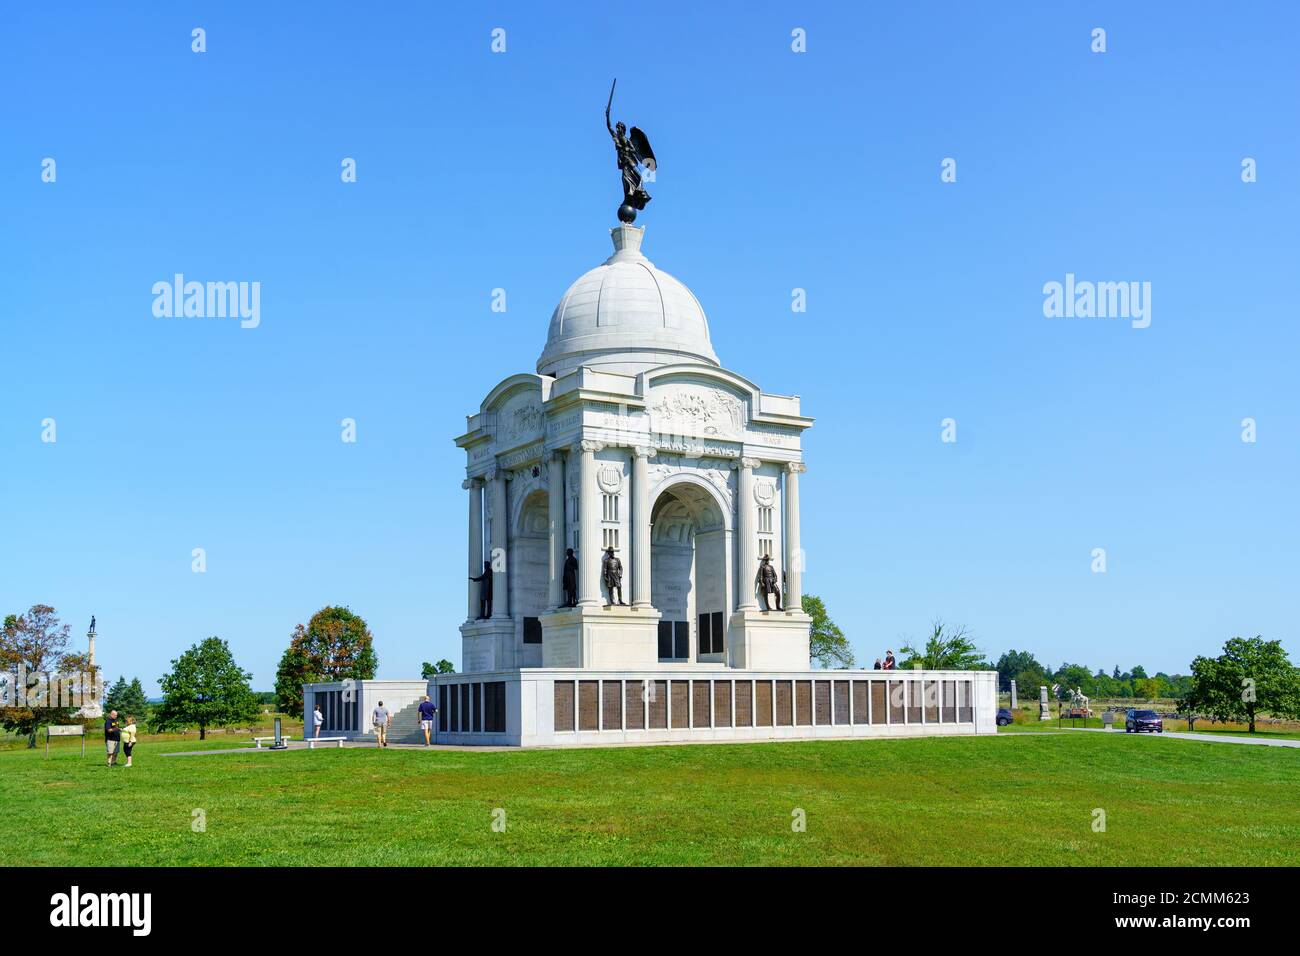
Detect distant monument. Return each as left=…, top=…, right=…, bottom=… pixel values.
left=1010, top=679, right=1018, bottom=709
left=77, top=616, right=103, bottom=719
left=1038, top=685, right=1050, bottom=720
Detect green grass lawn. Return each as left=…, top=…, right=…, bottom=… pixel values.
left=3, top=732, right=1297, bottom=866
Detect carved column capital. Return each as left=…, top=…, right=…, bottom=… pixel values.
left=785, top=461, right=807, bottom=475
left=579, top=439, right=605, bottom=454
left=633, top=445, right=658, bottom=459
left=733, top=456, right=762, bottom=471
left=483, top=467, right=498, bottom=483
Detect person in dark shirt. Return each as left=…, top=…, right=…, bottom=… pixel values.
left=104, top=710, right=121, bottom=767
left=417, top=694, right=437, bottom=746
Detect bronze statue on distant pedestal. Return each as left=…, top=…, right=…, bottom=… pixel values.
left=602, top=547, right=626, bottom=606
left=757, top=555, right=783, bottom=611
left=562, top=548, right=579, bottom=608
left=605, top=79, right=656, bottom=224
left=469, top=559, right=493, bottom=619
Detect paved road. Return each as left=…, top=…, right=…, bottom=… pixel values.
left=1066, top=727, right=1300, bottom=748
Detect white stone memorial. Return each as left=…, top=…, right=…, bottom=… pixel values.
left=304, top=221, right=996, bottom=746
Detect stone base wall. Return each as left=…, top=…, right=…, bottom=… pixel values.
left=408, top=668, right=998, bottom=747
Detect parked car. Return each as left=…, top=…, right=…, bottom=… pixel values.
left=1125, top=708, right=1164, bottom=733
left=996, top=708, right=1014, bottom=726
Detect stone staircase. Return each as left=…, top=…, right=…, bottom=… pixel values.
left=349, top=699, right=428, bottom=744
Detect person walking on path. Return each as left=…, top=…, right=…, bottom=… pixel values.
left=372, top=700, right=391, bottom=748
left=418, top=695, right=437, bottom=746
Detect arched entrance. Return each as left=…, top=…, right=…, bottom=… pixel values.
left=651, top=481, right=728, bottom=662
left=512, top=490, right=550, bottom=666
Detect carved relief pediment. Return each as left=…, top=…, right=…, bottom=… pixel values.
left=650, top=384, right=746, bottom=441
left=496, top=391, right=544, bottom=447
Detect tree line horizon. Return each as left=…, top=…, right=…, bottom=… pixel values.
left=4, top=600, right=1296, bottom=743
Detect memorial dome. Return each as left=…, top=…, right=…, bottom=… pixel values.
left=537, top=224, right=720, bottom=377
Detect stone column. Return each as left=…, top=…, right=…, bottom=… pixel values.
left=784, top=462, right=806, bottom=610
left=547, top=450, right=565, bottom=608
left=464, top=478, right=483, bottom=620
left=735, top=457, right=761, bottom=610
left=632, top=445, right=656, bottom=608
left=576, top=441, right=603, bottom=606
left=489, top=468, right=510, bottom=620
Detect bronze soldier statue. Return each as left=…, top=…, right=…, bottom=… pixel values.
left=757, top=555, right=783, bottom=611
left=605, top=79, right=656, bottom=223
left=469, top=559, right=493, bottom=619
left=602, top=547, right=626, bottom=606
left=561, top=548, right=579, bottom=608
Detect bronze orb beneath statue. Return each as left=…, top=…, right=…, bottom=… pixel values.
left=617, top=203, right=638, bottom=223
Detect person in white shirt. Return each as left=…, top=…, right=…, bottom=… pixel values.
left=312, top=704, right=324, bottom=738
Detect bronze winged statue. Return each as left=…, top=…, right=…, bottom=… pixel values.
left=605, top=79, right=656, bottom=223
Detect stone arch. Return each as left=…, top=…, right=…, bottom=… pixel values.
left=651, top=479, right=730, bottom=663
left=647, top=470, right=732, bottom=532
left=509, top=489, right=550, bottom=666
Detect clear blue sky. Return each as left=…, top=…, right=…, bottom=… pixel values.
left=3, top=2, right=1297, bottom=693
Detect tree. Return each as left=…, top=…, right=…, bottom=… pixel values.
left=1180, top=636, right=1300, bottom=733
left=105, top=676, right=149, bottom=717
left=900, top=620, right=989, bottom=670
left=801, top=595, right=854, bottom=668
left=1053, top=662, right=1094, bottom=696
left=152, top=637, right=259, bottom=739
left=995, top=649, right=1042, bottom=692
left=1133, top=677, right=1165, bottom=701
left=421, top=660, right=455, bottom=678
left=274, top=606, right=378, bottom=713
left=1129, top=665, right=1148, bottom=681
left=0, top=605, right=82, bottom=747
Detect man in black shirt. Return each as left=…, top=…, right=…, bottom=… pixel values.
left=104, top=710, right=121, bottom=767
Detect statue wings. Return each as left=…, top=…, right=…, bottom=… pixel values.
left=629, top=127, right=656, bottom=171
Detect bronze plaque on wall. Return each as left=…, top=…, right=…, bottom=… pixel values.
left=625, top=680, right=646, bottom=730
left=795, top=680, right=813, bottom=726
left=735, top=681, right=753, bottom=726
left=670, top=681, right=689, bottom=728
left=775, top=681, right=793, bottom=726
left=578, top=680, right=599, bottom=731
left=756, top=680, right=774, bottom=727
left=833, top=680, right=850, bottom=725
left=554, top=681, right=574, bottom=732
left=814, top=680, right=831, bottom=725
left=713, top=681, right=732, bottom=726
left=692, top=681, right=711, bottom=728
left=649, top=680, right=668, bottom=728
left=602, top=680, right=623, bottom=730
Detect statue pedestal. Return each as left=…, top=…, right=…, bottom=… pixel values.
left=460, top=618, right=517, bottom=673
left=727, top=608, right=812, bottom=670
left=540, top=605, right=661, bottom=669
